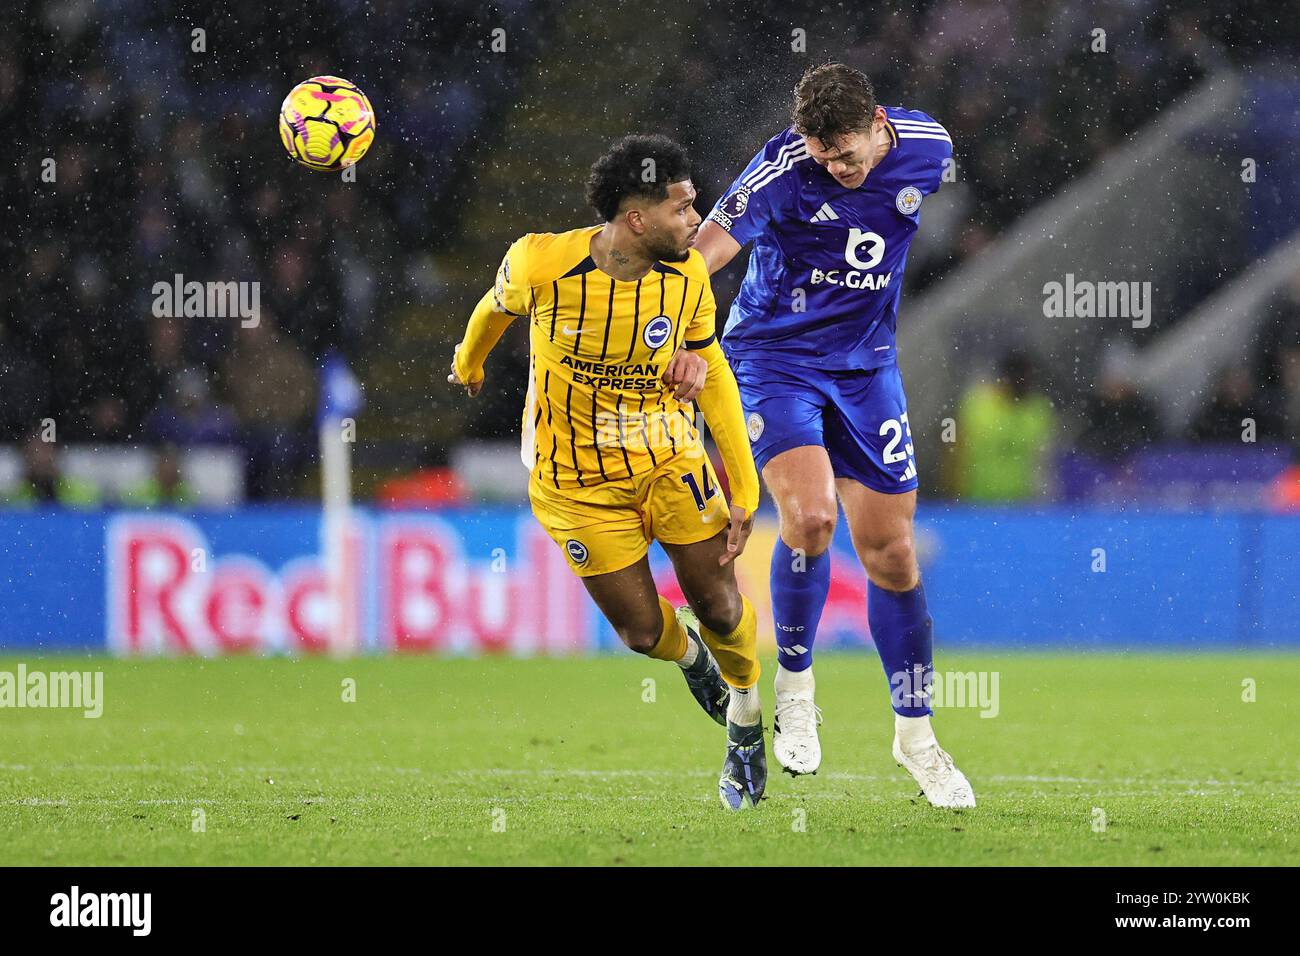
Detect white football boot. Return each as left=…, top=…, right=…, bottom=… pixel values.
left=772, top=665, right=823, bottom=776
left=892, top=721, right=976, bottom=808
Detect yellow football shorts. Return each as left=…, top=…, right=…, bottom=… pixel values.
left=529, top=450, right=731, bottom=576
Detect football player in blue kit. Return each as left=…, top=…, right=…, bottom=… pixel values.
left=694, top=62, right=974, bottom=807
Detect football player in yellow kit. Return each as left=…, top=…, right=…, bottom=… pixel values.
left=448, top=135, right=767, bottom=810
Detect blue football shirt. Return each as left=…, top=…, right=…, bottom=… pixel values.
left=708, top=107, right=952, bottom=371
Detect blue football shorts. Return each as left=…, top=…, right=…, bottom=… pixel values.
left=728, top=355, right=919, bottom=493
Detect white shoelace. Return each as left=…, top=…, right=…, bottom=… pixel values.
left=913, top=743, right=955, bottom=777
left=910, top=744, right=972, bottom=798
left=774, top=696, right=823, bottom=738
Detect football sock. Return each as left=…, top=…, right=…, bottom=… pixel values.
left=868, top=579, right=934, bottom=718
left=698, top=594, right=760, bottom=689
left=675, top=635, right=700, bottom=669
left=774, top=661, right=815, bottom=696
left=647, top=596, right=690, bottom=664
left=727, top=685, right=762, bottom=727
left=770, top=537, right=830, bottom=672
left=895, top=713, right=936, bottom=752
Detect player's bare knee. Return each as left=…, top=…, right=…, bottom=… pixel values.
left=616, top=624, right=660, bottom=655
left=690, top=586, right=742, bottom=636
left=864, top=535, right=918, bottom=591
left=781, top=507, right=836, bottom=555
left=615, top=616, right=665, bottom=655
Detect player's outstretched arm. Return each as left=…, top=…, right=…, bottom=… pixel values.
left=693, top=221, right=742, bottom=276
left=449, top=290, right=514, bottom=398
left=450, top=236, right=532, bottom=397
left=447, top=289, right=516, bottom=397
left=692, top=339, right=760, bottom=564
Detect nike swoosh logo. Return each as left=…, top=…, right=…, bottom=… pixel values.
left=560, top=325, right=582, bottom=336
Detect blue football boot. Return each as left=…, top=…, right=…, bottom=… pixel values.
left=674, top=606, right=729, bottom=727
left=718, top=719, right=767, bottom=811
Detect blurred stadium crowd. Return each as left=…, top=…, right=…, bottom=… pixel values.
left=5, top=0, right=545, bottom=501
left=3, top=0, right=1296, bottom=506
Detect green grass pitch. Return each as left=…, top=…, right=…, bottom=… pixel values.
left=1, top=652, right=1297, bottom=866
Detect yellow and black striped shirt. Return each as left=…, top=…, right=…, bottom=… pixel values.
left=493, top=225, right=717, bottom=488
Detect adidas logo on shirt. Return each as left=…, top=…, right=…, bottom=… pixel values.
left=808, top=202, right=839, bottom=223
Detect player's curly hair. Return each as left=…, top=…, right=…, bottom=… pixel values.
left=792, top=62, right=878, bottom=144
left=586, top=134, right=692, bottom=222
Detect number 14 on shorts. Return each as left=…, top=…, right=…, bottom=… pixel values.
left=681, top=465, right=717, bottom=512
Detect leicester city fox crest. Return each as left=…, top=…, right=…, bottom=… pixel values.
left=895, top=186, right=923, bottom=215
